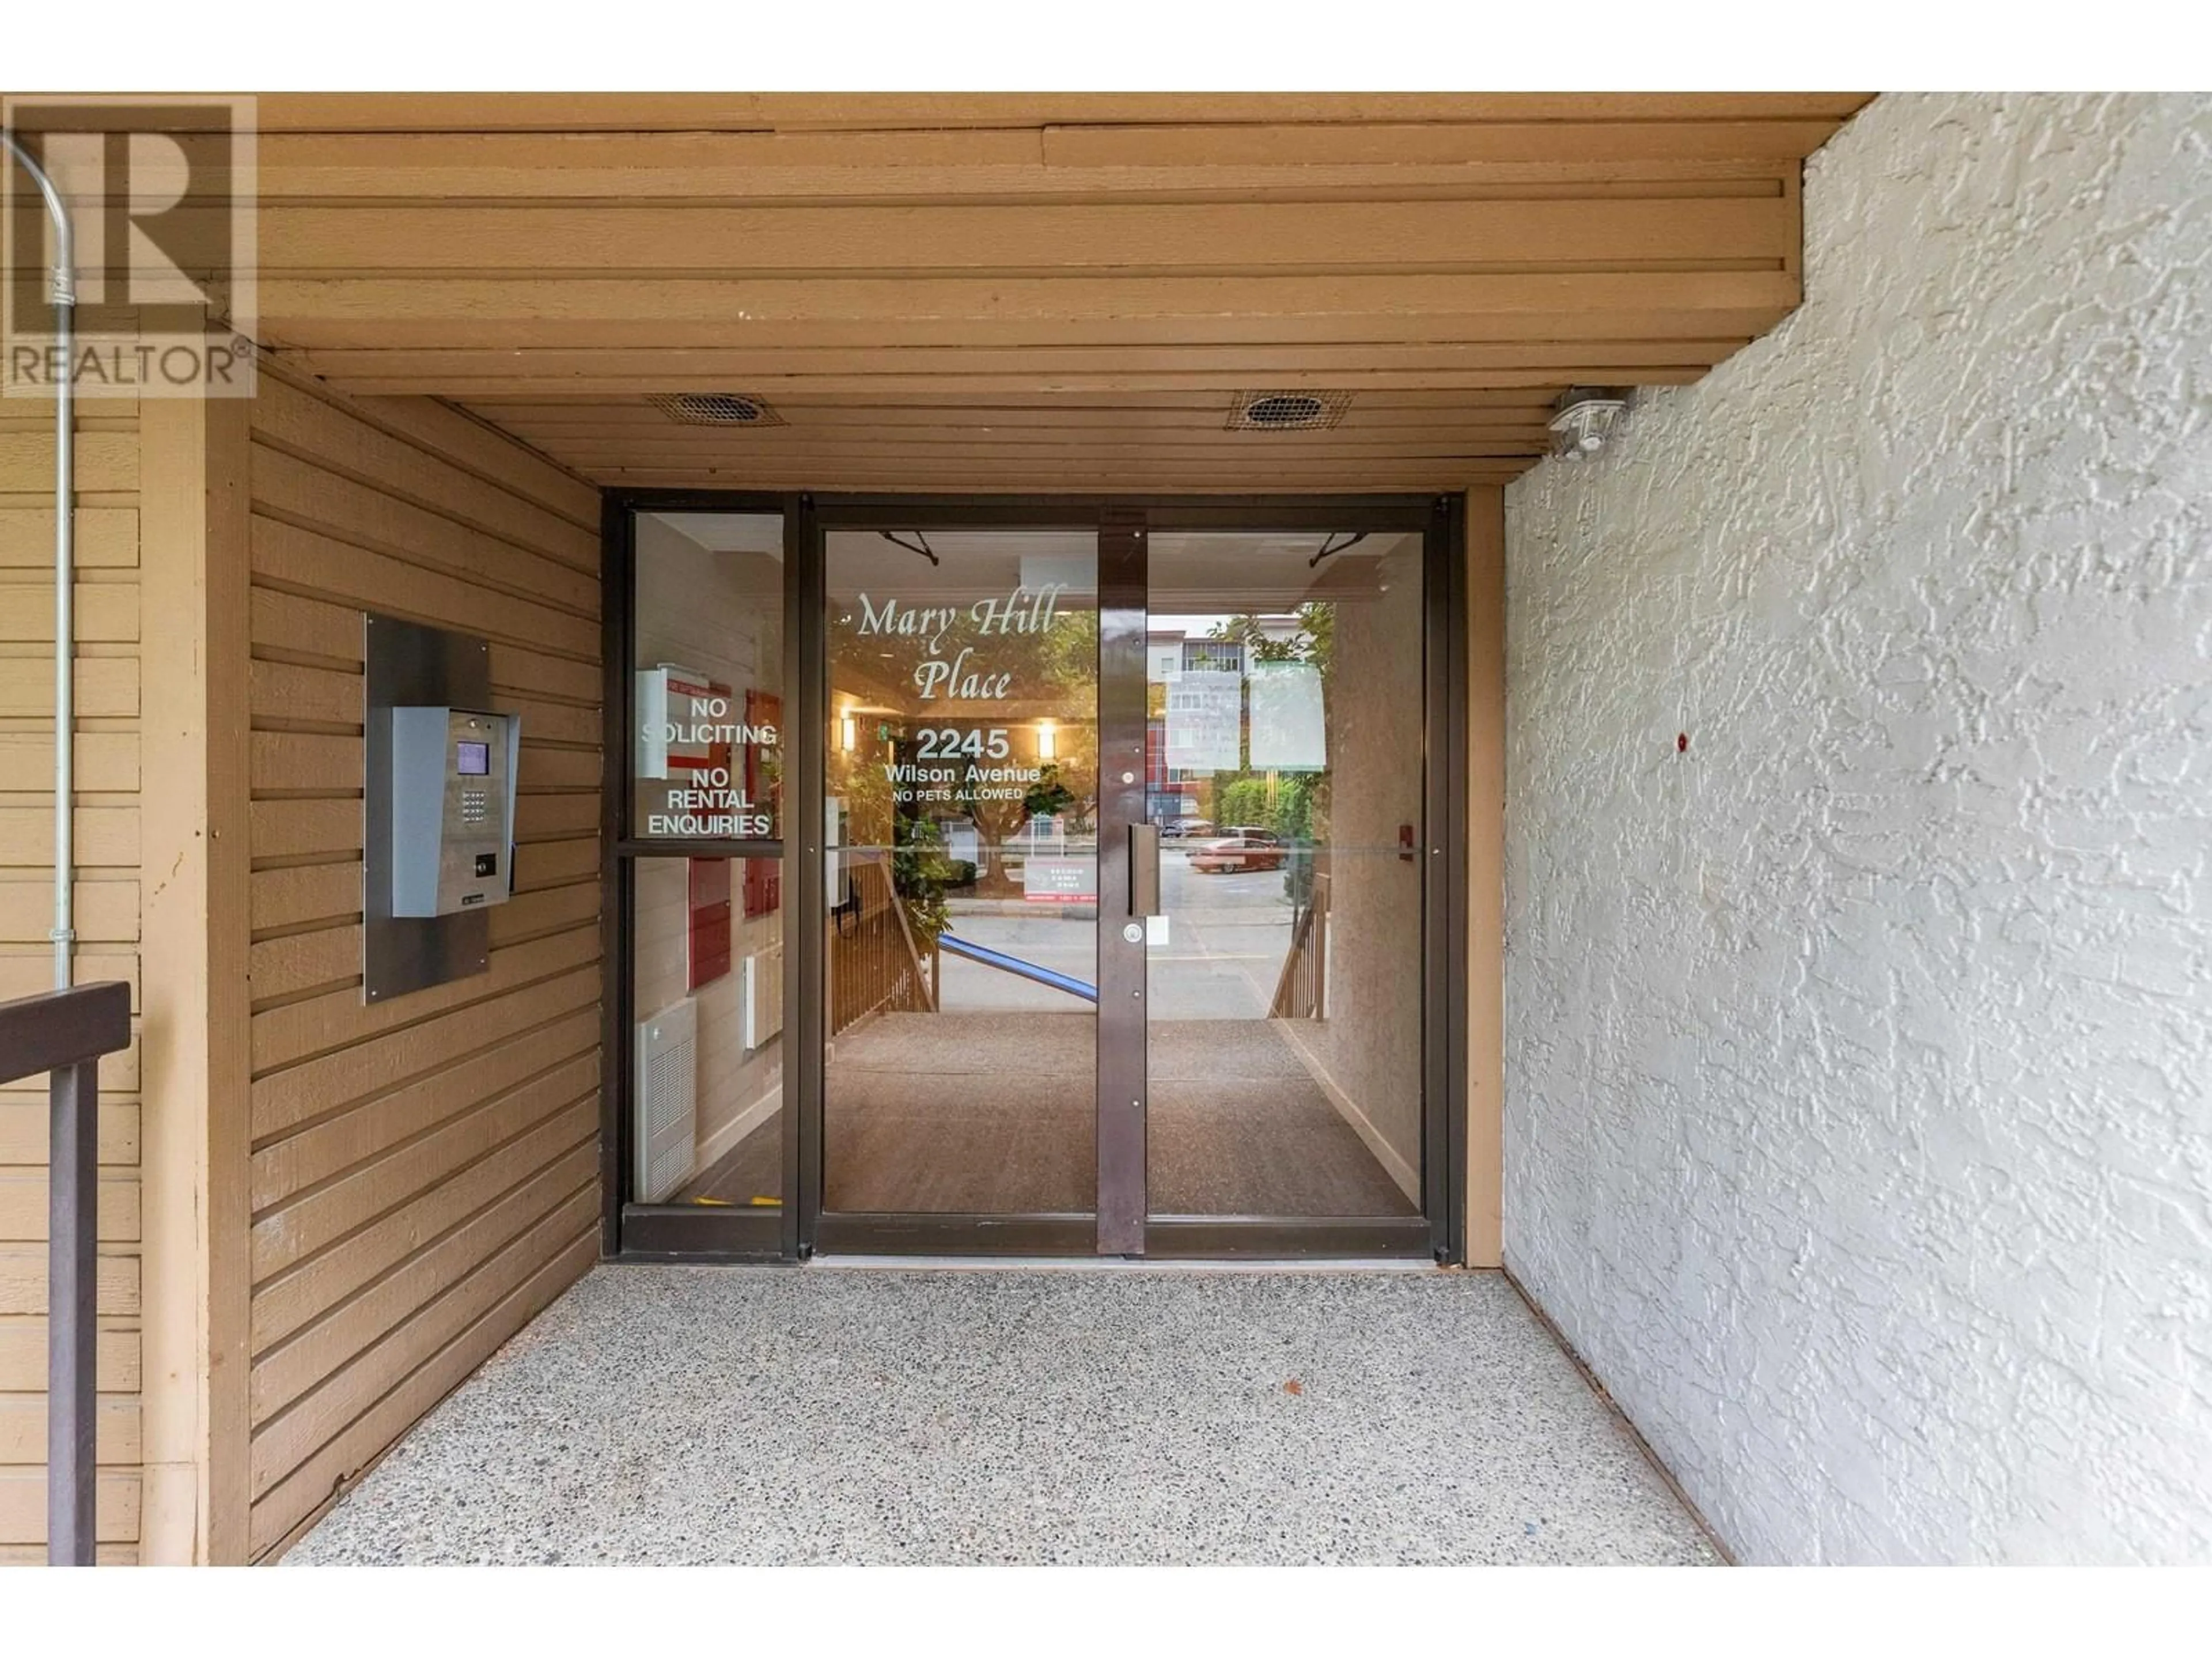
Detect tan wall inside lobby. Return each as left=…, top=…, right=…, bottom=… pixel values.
left=1285, top=532, right=1427, bottom=1197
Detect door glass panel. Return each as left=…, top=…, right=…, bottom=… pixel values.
left=631, top=511, right=785, bottom=841
left=1144, top=532, right=1425, bottom=1218
left=630, top=855, right=785, bottom=1206
left=823, top=530, right=1099, bottom=1214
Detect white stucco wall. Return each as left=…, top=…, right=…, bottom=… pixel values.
left=1502, top=92, right=2211, bottom=1564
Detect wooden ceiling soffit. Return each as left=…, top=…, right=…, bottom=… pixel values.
left=230, top=92, right=1872, bottom=132
left=192, top=91, right=1870, bottom=490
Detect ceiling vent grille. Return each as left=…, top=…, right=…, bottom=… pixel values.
left=1225, top=390, right=1353, bottom=431
left=648, top=392, right=785, bottom=427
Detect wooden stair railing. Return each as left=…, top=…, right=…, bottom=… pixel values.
left=827, top=851, right=936, bottom=1037
left=1270, top=870, right=1331, bottom=1021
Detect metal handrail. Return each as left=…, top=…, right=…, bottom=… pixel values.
left=0, top=982, right=130, bottom=1566
left=936, top=932, right=1100, bottom=1003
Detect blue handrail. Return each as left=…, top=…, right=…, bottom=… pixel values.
left=937, top=932, right=1099, bottom=1002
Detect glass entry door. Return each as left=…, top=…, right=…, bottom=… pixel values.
left=821, top=528, right=1101, bottom=1224
left=609, top=496, right=1457, bottom=1262
left=1139, top=531, right=1430, bottom=1238
left=808, top=506, right=1448, bottom=1259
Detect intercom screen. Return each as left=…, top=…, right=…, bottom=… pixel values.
left=455, top=740, right=490, bottom=776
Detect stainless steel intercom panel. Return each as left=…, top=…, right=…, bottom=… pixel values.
left=363, top=615, right=520, bottom=1003
left=388, top=706, right=520, bottom=917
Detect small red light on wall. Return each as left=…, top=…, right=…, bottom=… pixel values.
left=1677, top=733, right=1689, bottom=753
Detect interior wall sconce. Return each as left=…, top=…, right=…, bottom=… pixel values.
left=838, top=714, right=857, bottom=752
left=1548, top=386, right=1630, bottom=460
left=1036, top=719, right=1057, bottom=760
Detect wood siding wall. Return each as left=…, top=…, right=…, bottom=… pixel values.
left=0, top=395, right=143, bottom=1562
left=241, top=365, right=603, bottom=1559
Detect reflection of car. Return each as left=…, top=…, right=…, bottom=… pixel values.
left=1162, top=817, right=1215, bottom=840
left=1189, top=832, right=1286, bottom=874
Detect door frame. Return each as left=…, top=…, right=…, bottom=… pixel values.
left=601, top=491, right=1467, bottom=1263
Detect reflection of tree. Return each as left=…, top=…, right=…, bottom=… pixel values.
left=1022, top=762, right=1077, bottom=821
left=1209, top=603, right=1334, bottom=673
left=1029, top=607, right=1099, bottom=826
left=891, top=815, right=960, bottom=947
left=831, top=728, right=894, bottom=850
left=828, top=736, right=969, bottom=946
left=950, top=609, right=1098, bottom=895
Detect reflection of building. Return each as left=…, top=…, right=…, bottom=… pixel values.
left=1144, top=618, right=1304, bottom=684
left=1144, top=619, right=1305, bottom=823
left=1144, top=721, right=1184, bottom=823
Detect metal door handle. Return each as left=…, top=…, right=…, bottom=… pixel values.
left=1130, top=823, right=1160, bottom=917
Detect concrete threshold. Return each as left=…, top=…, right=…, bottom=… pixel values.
left=806, top=1254, right=1443, bottom=1272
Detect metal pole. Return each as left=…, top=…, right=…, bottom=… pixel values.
left=47, top=1058, right=97, bottom=1565
left=0, top=130, right=79, bottom=991
left=52, top=207, right=76, bottom=993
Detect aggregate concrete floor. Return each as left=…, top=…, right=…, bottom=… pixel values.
left=285, top=1265, right=1721, bottom=1566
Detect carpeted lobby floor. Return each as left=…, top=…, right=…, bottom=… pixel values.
left=284, top=1265, right=1721, bottom=1565
left=681, top=1012, right=1416, bottom=1215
